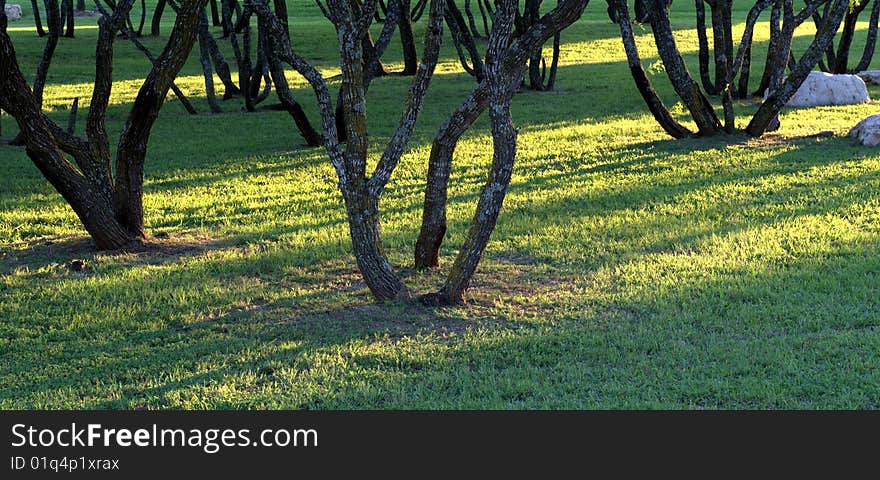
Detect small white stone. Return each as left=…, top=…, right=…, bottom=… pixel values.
left=4, top=4, right=22, bottom=21
left=849, top=114, right=880, bottom=146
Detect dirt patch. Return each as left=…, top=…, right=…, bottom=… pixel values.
left=743, top=130, right=837, bottom=148
left=1, top=233, right=219, bottom=274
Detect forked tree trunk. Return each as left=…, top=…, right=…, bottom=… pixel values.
left=1, top=0, right=206, bottom=249
left=445, top=0, right=485, bottom=82
left=431, top=98, right=517, bottom=305
left=613, top=0, right=690, bottom=139
left=415, top=0, right=589, bottom=271
left=425, top=0, right=520, bottom=305
left=747, top=0, right=849, bottom=136
left=854, top=0, right=880, bottom=73
left=648, top=0, right=721, bottom=136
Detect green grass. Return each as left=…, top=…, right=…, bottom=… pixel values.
left=1, top=1, right=879, bottom=408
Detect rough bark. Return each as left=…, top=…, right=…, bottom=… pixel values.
left=256, top=0, right=446, bottom=301
left=427, top=0, right=519, bottom=305
left=0, top=0, right=204, bottom=249
left=648, top=0, right=721, bottom=136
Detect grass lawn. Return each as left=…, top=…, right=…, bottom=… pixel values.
left=1, top=1, right=879, bottom=409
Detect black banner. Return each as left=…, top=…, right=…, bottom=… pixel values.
left=1, top=411, right=877, bottom=477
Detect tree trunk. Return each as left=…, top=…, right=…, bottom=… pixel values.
left=614, top=0, right=690, bottom=139
left=151, top=0, right=166, bottom=36
left=31, top=0, right=47, bottom=36
left=198, top=9, right=222, bottom=113
left=415, top=83, right=490, bottom=269
left=649, top=0, right=721, bottom=136
left=344, top=192, right=408, bottom=300
left=747, top=0, right=849, bottom=136
left=33, top=0, right=61, bottom=106
left=115, top=0, right=207, bottom=236
left=854, top=0, right=880, bottom=73
left=0, top=28, right=135, bottom=249
left=62, top=0, right=74, bottom=37
left=755, top=0, right=781, bottom=96
left=445, top=0, right=485, bottom=82
left=399, top=0, right=418, bottom=75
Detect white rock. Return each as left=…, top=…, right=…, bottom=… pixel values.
left=849, top=115, right=880, bottom=146
left=785, top=71, right=869, bottom=107
left=4, top=4, right=22, bottom=21
left=856, top=70, right=880, bottom=85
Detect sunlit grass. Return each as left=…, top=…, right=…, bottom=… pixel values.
left=0, top=1, right=878, bottom=408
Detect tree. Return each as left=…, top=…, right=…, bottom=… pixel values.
left=414, top=0, right=589, bottom=282
left=813, top=0, right=880, bottom=74
left=256, top=0, right=446, bottom=300
left=620, top=0, right=850, bottom=138
left=0, top=0, right=207, bottom=249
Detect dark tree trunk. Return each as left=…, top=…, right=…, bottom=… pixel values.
left=748, top=0, right=849, bottom=136
left=854, top=0, right=880, bottom=73
left=151, top=0, right=166, bottom=36
left=115, top=0, right=207, bottom=236
left=62, top=0, right=74, bottom=37
left=416, top=0, right=588, bottom=272
left=445, top=0, right=485, bottom=82
left=0, top=0, right=206, bottom=249
left=135, top=0, right=146, bottom=36
left=613, top=0, right=690, bottom=139
left=31, top=0, right=47, bottom=37
left=262, top=1, right=323, bottom=146
left=648, top=0, right=721, bottom=136
left=209, top=0, right=220, bottom=25
left=755, top=0, right=782, bottom=96
left=198, top=9, right=222, bottom=113
left=1, top=36, right=134, bottom=249
left=33, top=0, right=61, bottom=106
left=256, top=0, right=447, bottom=301
left=76, top=0, right=84, bottom=11
left=836, top=0, right=871, bottom=73
left=399, top=0, right=418, bottom=75
left=737, top=30, right=753, bottom=99
left=695, top=0, right=716, bottom=94
left=464, top=0, right=481, bottom=38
